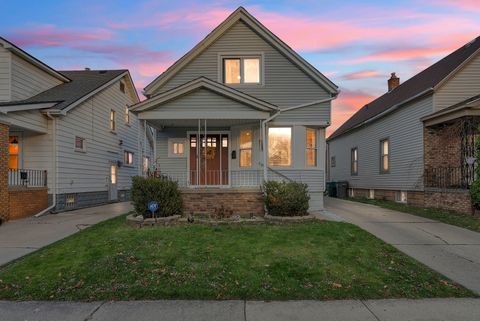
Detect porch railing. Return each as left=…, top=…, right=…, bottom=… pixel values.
left=150, top=170, right=263, bottom=187
left=8, top=169, right=48, bottom=188
left=424, top=166, right=474, bottom=189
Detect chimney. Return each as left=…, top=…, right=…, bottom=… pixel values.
left=388, top=72, right=400, bottom=92
left=85, top=67, right=91, bottom=71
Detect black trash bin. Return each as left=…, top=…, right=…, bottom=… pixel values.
left=336, top=181, right=349, bottom=199
left=326, top=182, right=337, bottom=197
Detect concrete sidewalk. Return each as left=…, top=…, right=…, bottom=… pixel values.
left=325, top=197, right=480, bottom=295
left=0, top=202, right=132, bottom=266
left=0, top=298, right=479, bottom=321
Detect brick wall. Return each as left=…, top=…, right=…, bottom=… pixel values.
left=181, top=189, right=264, bottom=217
left=8, top=187, right=48, bottom=220
left=349, top=188, right=424, bottom=207
left=425, top=189, right=472, bottom=214
left=0, top=123, right=9, bottom=222
left=424, top=124, right=462, bottom=170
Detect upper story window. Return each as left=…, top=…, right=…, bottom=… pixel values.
left=268, top=127, right=291, bottom=167
left=240, top=130, right=252, bottom=168
left=110, top=110, right=116, bottom=132
left=351, top=147, right=358, bottom=175
left=223, top=56, right=261, bottom=85
left=124, top=151, right=134, bottom=165
left=380, top=139, right=389, bottom=173
left=120, top=81, right=126, bottom=93
left=306, top=128, right=317, bottom=167
left=74, top=136, right=86, bottom=152
left=125, top=106, right=130, bottom=125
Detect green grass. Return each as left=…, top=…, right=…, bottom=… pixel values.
left=350, top=197, right=480, bottom=233
left=0, top=215, right=473, bottom=301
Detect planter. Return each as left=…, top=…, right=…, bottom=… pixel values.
left=126, top=214, right=181, bottom=228
left=263, top=214, right=317, bottom=224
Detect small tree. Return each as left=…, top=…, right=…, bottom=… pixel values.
left=469, top=126, right=480, bottom=210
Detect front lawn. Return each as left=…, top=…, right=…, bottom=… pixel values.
left=350, top=197, right=480, bottom=233
left=0, top=216, right=473, bottom=301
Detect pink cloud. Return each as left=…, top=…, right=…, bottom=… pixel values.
left=341, top=70, right=382, bottom=80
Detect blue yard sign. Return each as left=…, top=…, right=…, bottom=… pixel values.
left=148, top=201, right=159, bottom=217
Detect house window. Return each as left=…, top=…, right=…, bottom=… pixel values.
left=206, top=137, right=217, bottom=147
left=349, top=188, right=355, bottom=198
left=124, top=151, right=134, bottom=165
left=65, top=194, right=76, bottom=208
left=74, top=136, right=86, bottom=152
left=8, top=136, right=19, bottom=169
left=330, top=156, right=336, bottom=168
left=306, top=128, right=317, bottom=167
left=240, top=130, right=252, bottom=168
left=396, top=191, right=407, bottom=203
left=120, top=81, right=125, bottom=93
left=222, top=136, right=228, bottom=147
left=351, top=147, right=358, bottom=175
left=223, top=57, right=261, bottom=84
left=268, top=127, right=291, bottom=167
left=110, top=110, right=116, bottom=131
left=168, top=138, right=186, bottom=158
left=380, top=139, right=389, bottom=173
left=125, top=106, right=130, bottom=125
left=368, top=189, right=375, bottom=199
left=143, top=156, right=150, bottom=172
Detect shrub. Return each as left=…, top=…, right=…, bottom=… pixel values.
left=470, top=128, right=480, bottom=209
left=131, top=176, right=183, bottom=218
left=263, top=180, right=310, bottom=216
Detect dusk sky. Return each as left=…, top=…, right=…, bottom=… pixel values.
left=2, top=0, right=478, bottom=135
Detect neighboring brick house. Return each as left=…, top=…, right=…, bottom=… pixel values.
left=0, top=37, right=154, bottom=221
left=327, top=36, right=480, bottom=214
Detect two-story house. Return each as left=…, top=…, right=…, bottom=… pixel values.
left=0, top=37, right=154, bottom=221
left=129, top=7, right=338, bottom=215
left=327, top=36, right=480, bottom=214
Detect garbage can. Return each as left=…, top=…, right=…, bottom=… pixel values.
left=336, top=181, right=349, bottom=199
left=326, top=182, right=337, bottom=197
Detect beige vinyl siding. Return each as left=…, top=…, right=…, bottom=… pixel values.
left=0, top=47, right=10, bottom=101
left=0, top=110, right=48, bottom=134
left=10, top=53, right=63, bottom=101
left=328, top=95, right=433, bottom=191
left=151, top=21, right=331, bottom=123
left=156, top=129, right=188, bottom=175
left=23, top=124, right=54, bottom=190
left=434, top=51, right=480, bottom=111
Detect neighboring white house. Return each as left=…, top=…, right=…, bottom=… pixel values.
left=0, top=36, right=154, bottom=220
left=327, top=36, right=480, bottom=214
left=129, top=7, right=338, bottom=214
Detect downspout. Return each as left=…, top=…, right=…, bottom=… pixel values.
left=34, top=112, right=57, bottom=217
left=261, top=95, right=337, bottom=182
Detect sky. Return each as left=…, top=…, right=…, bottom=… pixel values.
left=1, top=0, right=479, bottom=135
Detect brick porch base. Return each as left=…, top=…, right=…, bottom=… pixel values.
left=8, top=187, right=48, bottom=220
left=181, top=188, right=264, bottom=217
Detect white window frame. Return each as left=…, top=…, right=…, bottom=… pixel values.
left=168, top=138, right=187, bottom=158
left=218, top=52, right=264, bottom=86
left=74, top=136, right=86, bottom=152
left=306, top=128, right=318, bottom=167
left=351, top=147, right=358, bottom=176
left=368, top=189, right=375, bottom=199
left=268, top=126, right=293, bottom=168
left=396, top=191, right=407, bottom=203
left=239, top=130, right=253, bottom=168
left=124, top=150, right=134, bottom=166
left=125, top=106, right=130, bottom=125
left=380, top=138, right=390, bottom=174
left=110, top=110, right=116, bottom=132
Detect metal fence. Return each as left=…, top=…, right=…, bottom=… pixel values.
left=424, top=166, right=474, bottom=189
left=8, top=169, right=48, bottom=187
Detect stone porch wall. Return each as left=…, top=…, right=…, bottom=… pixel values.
left=181, top=188, right=264, bottom=217
left=0, top=123, right=9, bottom=222
left=8, top=187, right=48, bottom=220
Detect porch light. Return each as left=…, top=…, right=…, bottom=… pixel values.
left=10, top=137, right=18, bottom=145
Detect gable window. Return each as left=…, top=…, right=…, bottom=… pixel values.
left=168, top=138, right=186, bottom=158
left=330, top=156, right=336, bottom=168
left=124, top=151, right=134, bottom=165
left=240, top=130, right=252, bottom=167
left=120, top=81, right=126, bottom=93
left=125, top=106, right=130, bottom=125
left=380, top=139, right=389, bottom=173
left=223, top=57, right=261, bottom=84
left=110, top=110, right=116, bottom=132
left=306, top=128, right=317, bottom=167
left=351, top=147, right=358, bottom=175
left=74, top=136, right=86, bottom=152
left=268, top=127, right=291, bottom=167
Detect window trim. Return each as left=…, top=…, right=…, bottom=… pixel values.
left=120, top=81, right=126, bottom=94
left=306, top=128, right=318, bottom=167
left=218, top=52, right=264, bottom=86
left=74, top=136, right=86, bottom=153
left=380, top=138, right=390, bottom=174
left=110, top=109, right=116, bottom=132
left=239, top=129, right=253, bottom=168
left=168, top=138, right=187, bottom=158
left=125, top=105, right=130, bottom=126
left=351, top=147, right=358, bottom=176
left=123, top=150, right=134, bottom=166
left=268, top=126, right=293, bottom=168
left=330, top=155, right=336, bottom=168
left=143, top=156, right=150, bottom=172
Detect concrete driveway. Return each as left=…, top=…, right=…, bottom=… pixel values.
left=0, top=202, right=132, bottom=266
left=325, top=197, right=480, bottom=295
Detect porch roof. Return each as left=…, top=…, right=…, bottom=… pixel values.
left=422, top=94, right=480, bottom=127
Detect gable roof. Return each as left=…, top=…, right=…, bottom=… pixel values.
left=131, top=76, right=279, bottom=112
left=0, top=36, right=70, bottom=83
left=143, top=7, right=338, bottom=96
left=328, top=35, right=480, bottom=141
left=0, top=69, right=133, bottom=113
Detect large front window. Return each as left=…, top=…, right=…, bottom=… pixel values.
left=268, top=127, right=291, bottom=167
left=239, top=130, right=252, bottom=167
left=223, top=57, right=260, bottom=84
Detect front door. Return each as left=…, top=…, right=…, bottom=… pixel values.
left=189, top=134, right=229, bottom=186
left=109, top=164, right=118, bottom=201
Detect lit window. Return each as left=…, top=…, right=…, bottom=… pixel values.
left=190, top=137, right=197, bottom=148
left=110, top=110, right=116, bottom=131
left=125, top=106, right=130, bottom=125
left=143, top=156, right=150, bottom=172
left=396, top=191, right=407, bottom=203
left=223, top=57, right=261, bottom=84
left=380, top=139, right=389, bottom=173
left=222, top=136, right=228, bottom=147
left=120, top=81, right=125, bottom=93
left=268, top=127, right=291, bottom=167
left=306, top=128, right=317, bottom=167
left=351, top=147, right=358, bottom=175
left=124, top=151, right=134, bottom=165
left=173, top=142, right=184, bottom=154
left=8, top=136, right=19, bottom=170
left=240, top=130, right=252, bottom=168
left=110, top=165, right=117, bottom=184
left=74, top=136, right=86, bottom=152
left=169, top=138, right=186, bottom=157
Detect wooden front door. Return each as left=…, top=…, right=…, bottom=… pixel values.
left=189, top=134, right=229, bottom=186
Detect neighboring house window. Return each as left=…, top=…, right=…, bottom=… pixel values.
left=120, top=81, right=126, bottom=93
left=351, top=147, right=358, bottom=175
left=168, top=138, right=186, bottom=158
left=268, top=127, right=291, bottom=167
left=143, top=156, right=150, bottom=172
left=380, top=139, right=389, bottom=173
left=8, top=136, right=19, bottom=169
left=223, top=57, right=261, bottom=84
left=240, top=130, right=252, bottom=167
left=125, top=106, right=130, bottom=125
left=110, top=110, right=116, bottom=132
left=306, top=128, right=317, bottom=167
left=74, top=136, right=86, bottom=152
left=330, top=156, right=336, bottom=168
left=396, top=191, right=407, bottom=203
left=124, top=151, right=134, bottom=165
